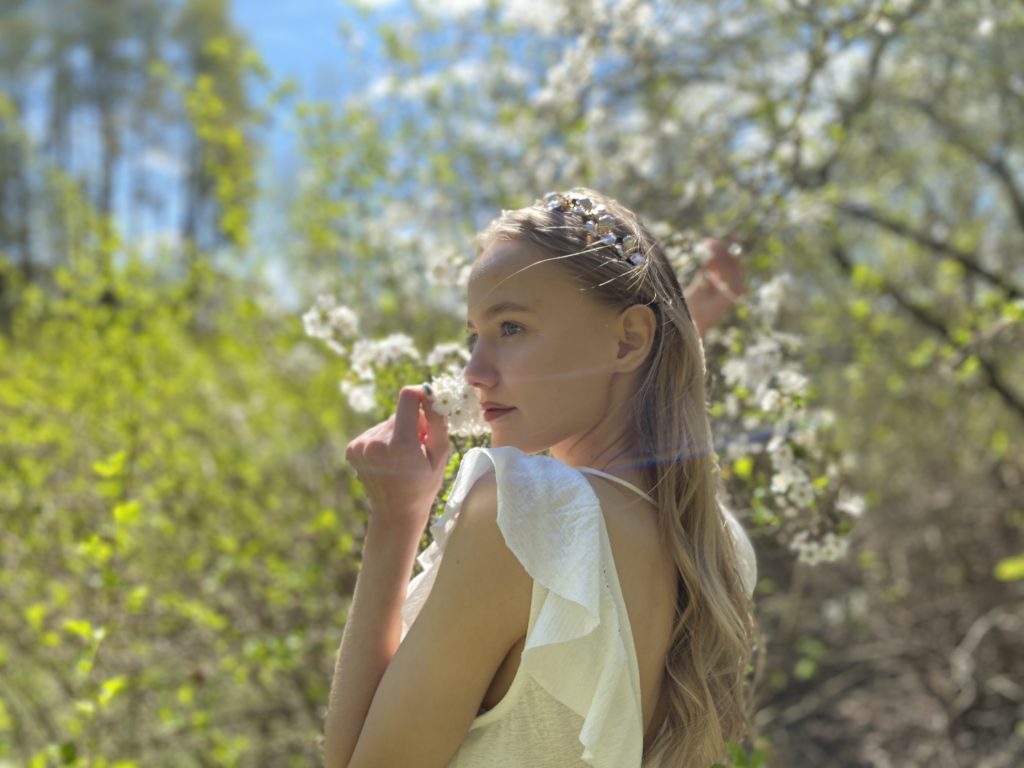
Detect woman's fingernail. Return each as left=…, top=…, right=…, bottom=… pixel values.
left=422, top=382, right=433, bottom=397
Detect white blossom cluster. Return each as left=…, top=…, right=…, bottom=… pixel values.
left=339, top=379, right=377, bottom=414
left=789, top=530, right=849, bottom=565
left=752, top=275, right=789, bottom=325
left=767, top=434, right=815, bottom=514
left=301, top=296, right=490, bottom=439
left=301, top=295, right=360, bottom=355
left=710, top=274, right=861, bottom=564
left=425, top=341, right=471, bottom=373
left=426, top=372, right=489, bottom=438
left=348, top=334, right=421, bottom=380
left=722, top=337, right=785, bottom=400
left=836, top=488, right=866, bottom=517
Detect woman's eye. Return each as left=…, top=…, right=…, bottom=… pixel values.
left=466, top=322, right=522, bottom=352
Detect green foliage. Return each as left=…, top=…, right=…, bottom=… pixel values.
left=2, top=241, right=359, bottom=764
left=994, top=552, right=1024, bottom=581
left=712, top=738, right=769, bottom=768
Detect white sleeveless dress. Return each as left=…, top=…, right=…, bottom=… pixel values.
left=399, top=446, right=757, bottom=768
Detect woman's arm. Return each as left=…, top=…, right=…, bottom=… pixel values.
left=324, top=518, right=423, bottom=768
left=325, top=386, right=450, bottom=768
left=684, top=238, right=745, bottom=336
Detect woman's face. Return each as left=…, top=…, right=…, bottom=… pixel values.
left=464, top=237, right=625, bottom=457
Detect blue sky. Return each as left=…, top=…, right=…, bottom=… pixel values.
left=228, top=1, right=377, bottom=304
left=232, top=0, right=360, bottom=103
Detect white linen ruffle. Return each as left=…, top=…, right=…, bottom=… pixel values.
left=402, top=446, right=643, bottom=767
left=400, top=445, right=758, bottom=768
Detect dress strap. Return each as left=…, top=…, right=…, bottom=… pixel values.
left=577, top=467, right=656, bottom=504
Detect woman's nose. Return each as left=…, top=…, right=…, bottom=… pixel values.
left=463, top=345, right=497, bottom=390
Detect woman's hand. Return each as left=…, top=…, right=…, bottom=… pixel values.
left=345, top=385, right=450, bottom=534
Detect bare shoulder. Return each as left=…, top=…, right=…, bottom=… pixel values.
left=445, top=469, right=533, bottom=618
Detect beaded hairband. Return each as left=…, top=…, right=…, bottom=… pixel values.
left=538, top=190, right=644, bottom=266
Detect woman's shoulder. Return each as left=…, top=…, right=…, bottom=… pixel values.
left=447, top=446, right=588, bottom=508
left=471, top=446, right=598, bottom=506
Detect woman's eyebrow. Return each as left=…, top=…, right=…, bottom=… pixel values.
left=466, top=301, right=536, bottom=327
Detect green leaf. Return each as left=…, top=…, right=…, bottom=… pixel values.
left=908, top=338, right=937, bottom=369
left=990, top=430, right=1009, bottom=458
left=113, top=500, right=141, bottom=525
left=793, top=657, right=818, bottom=680
left=994, top=553, right=1024, bottom=581
left=76, top=534, right=113, bottom=565
left=99, top=676, right=128, bottom=707
left=732, top=456, right=754, bottom=479
left=93, top=450, right=127, bottom=478
left=25, top=603, right=47, bottom=632
left=59, top=741, right=78, bottom=764
left=62, top=619, right=93, bottom=640
left=850, top=298, right=871, bottom=319
left=726, top=741, right=745, bottom=761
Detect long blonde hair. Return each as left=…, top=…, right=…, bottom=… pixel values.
left=476, top=188, right=759, bottom=767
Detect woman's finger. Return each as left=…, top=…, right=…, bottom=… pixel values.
left=419, top=391, right=449, bottom=469
left=392, top=386, right=423, bottom=446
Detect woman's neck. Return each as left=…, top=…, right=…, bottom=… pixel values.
left=551, top=432, right=642, bottom=474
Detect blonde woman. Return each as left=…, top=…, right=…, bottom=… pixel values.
left=326, top=189, right=757, bottom=768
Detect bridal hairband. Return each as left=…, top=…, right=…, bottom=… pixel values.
left=538, top=190, right=645, bottom=266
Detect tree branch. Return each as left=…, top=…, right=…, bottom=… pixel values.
left=836, top=201, right=1023, bottom=300
left=828, top=243, right=1024, bottom=422
left=905, top=96, right=1024, bottom=233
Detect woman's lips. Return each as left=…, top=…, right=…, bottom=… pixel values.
left=483, top=407, right=515, bottom=422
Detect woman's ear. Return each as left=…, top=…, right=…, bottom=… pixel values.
left=614, top=303, right=657, bottom=373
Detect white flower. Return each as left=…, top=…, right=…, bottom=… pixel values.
left=724, top=392, right=740, bottom=418
left=722, top=359, right=748, bottom=389
left=820, top=532, right=849, bottom=561
left=743, top=339, right=783, bottom=395
left=724, top=431, right=752, bottom=458
left=427, top=372, right=489, bottom=438
left=770, top=471, right=789, bottom=495
left=340, top=380, right=376, bottom=413
left=790, top=531, right=850, bottom=565
left=821, top=598, right=845, bottom=626
left=349, top=334, right=421, bottom=380
left=976, top=17, right=995, bottom=38
left=789, top=478, right=815, bottom=508
left=760, top=388, right=782, bottom=412
left=777, top=369, right=808, bottom=397
left=768, top=436, right=796, bottom=469
left=693, top=240, right=713, bottom=264
left=836, top=489, right=866, bottom=517
left=771, top=448, right=809, bottom=496
left=753, top=275, right=788, bottom=323
left=425, top=341, right=470, bottom=372
left=815, top=408, right=836, bottom=429
left=455, top=262, right=474, bottom=290
left=425, top=250, right=466, bottom=288
left=302, top=296, right=360, bottom=354
left=873, top=16, right=894, bottom=36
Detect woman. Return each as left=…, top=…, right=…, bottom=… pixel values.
left=325, top=188, right=758, bottom=768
